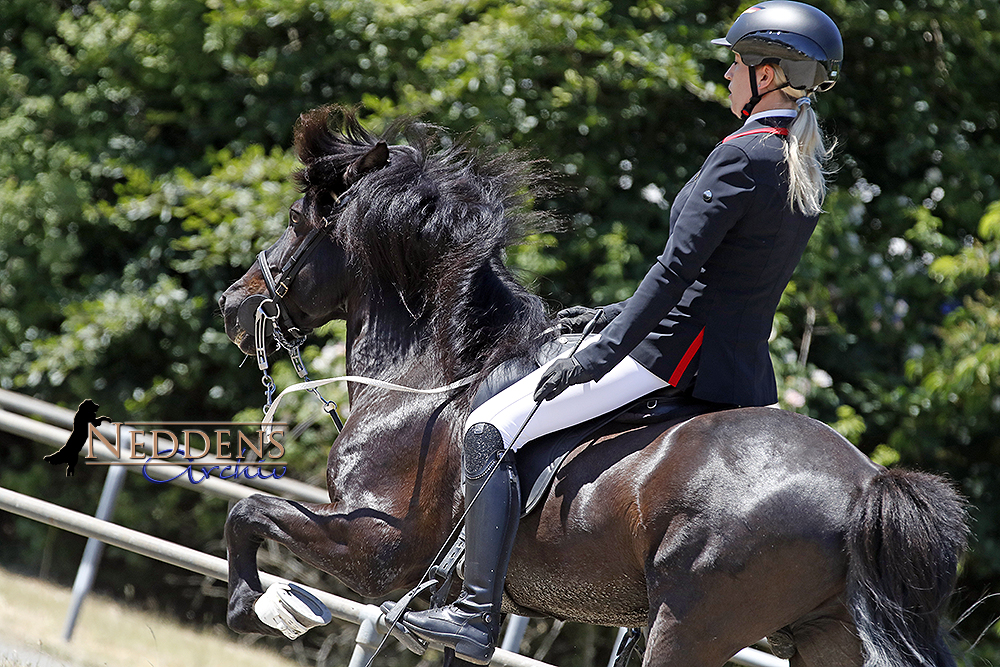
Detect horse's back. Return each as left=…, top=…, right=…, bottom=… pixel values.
left=631, top=407, right=880, bottom=545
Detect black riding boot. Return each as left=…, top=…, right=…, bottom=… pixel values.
left=399, top=422, right=520, bottom=665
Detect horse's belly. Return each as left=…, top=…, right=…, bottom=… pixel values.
left=501, top=468, right=652, bottom=626
left=503, top=531, right=650, bottom=627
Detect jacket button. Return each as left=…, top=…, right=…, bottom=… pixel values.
left=702, top=190, right=713, bottom=202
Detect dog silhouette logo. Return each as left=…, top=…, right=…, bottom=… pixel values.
left=43, top=399, right=111, bottom=476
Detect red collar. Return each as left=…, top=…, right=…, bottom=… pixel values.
left=723, top=127, right=789, bottom=143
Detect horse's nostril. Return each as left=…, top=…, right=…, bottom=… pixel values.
left=237, top=294, right=275, bottom=342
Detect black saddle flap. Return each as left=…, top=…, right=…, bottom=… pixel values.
left=515, top=410, right=612, bottom=518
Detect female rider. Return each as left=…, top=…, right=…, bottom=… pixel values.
left=393, top=2, right=844, bottom=663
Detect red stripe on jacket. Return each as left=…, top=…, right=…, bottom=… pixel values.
left=669, top=327, right=705, bottom=387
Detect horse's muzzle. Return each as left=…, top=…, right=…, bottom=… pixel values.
left=232, top=293, right=276, bottom=353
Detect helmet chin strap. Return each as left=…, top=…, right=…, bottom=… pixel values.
left=741, top=64, right=791, bottom=118
left=741, top=65, right=762, bottom=118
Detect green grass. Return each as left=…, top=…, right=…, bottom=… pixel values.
left=0, top=567, right=304, bottom=667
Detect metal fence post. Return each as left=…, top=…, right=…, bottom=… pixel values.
left=61, top=464, right=128, bottom=641
left=502, top=615, right=530, bottom=653
left=607, top=627, right=629, bottom=667
left=346, top=604, right=386, bottom=667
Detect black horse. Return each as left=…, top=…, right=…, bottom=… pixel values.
left=219, top=106, right=969, bottom=666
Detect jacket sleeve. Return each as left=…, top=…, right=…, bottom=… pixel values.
left=573, top=143, right=756, bottom=380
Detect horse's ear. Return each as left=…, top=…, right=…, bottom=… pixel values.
left=345, top=141, right=389, bottom=186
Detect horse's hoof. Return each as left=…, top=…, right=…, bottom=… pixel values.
left=254, top=582, right=332, bottom=639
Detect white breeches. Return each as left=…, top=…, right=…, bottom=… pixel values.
left=466, top=336, right=671, bottom=451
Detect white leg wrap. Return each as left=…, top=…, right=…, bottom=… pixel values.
left=254, top=582, right=332, bottom=639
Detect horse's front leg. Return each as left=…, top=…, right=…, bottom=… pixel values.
left=225, top=493, right=399, bottom=636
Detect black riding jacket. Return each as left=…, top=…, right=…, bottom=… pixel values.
left=573, top=112, right=818, bottom=407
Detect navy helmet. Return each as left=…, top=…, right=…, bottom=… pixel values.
left=713, top=1, right=843, bottom=93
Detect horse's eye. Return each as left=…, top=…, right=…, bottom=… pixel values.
left=289, top=210, right=302, bottom=228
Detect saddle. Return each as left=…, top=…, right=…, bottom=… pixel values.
left=515, top=388, right=720, bottom=516
left=471, top=335, right=727, bottom=517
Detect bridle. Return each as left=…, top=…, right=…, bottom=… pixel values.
left=236, top=196, right=352, bottom=432
left=237, top=196, right=349, bottom=351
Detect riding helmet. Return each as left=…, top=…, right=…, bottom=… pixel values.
left=712, top=1, right=843, bottom=92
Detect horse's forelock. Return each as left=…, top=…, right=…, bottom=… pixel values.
left=294, top=106, right=373, bottom=163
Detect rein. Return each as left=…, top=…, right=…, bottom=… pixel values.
left=260, top=369, right=476, bottom=435
left=250, top=296, right=476, bottom=437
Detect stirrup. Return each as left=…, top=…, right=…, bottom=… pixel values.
left=379, top=601, right=429, bottom=655
left=381, top=580, right=437, bottom=625
left=254, top=582, right=332, bottom=639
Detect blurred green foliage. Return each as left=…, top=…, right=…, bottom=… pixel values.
left=1, top=0, right=998, bottom=664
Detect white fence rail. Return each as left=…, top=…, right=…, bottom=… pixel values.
left=0, top=389, right=785, bottom=667
left=0, top=486, right=553, bottom=667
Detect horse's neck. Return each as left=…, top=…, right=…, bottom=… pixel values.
left=333, top=299, right=465, bottom=501
left=342, top=271, right=550, bottom=400
left=344, top=297, right=453, bottom=392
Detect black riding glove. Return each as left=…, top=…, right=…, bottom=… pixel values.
left=556, top=306, right=610, bottom=334
left=534, top=357, right=594, bottom=402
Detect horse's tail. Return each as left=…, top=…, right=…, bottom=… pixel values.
left=846, top=468, right=969, bottom=667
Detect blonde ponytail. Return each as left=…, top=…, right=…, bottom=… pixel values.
left=773, top=67, right=836, bottom=216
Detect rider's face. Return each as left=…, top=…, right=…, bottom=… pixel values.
left=725, top=53, right=772, bottom=118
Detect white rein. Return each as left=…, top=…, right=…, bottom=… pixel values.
left=261, top=372, right=475, bottom=433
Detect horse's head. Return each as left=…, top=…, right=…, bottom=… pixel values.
left=219, top=106, right=390, bottom=356
left=221, top=105, right=554, bottom=379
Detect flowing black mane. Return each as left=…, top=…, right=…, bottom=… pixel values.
left=292, top=106, right=556, bottom=379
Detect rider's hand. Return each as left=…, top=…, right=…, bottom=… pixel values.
left=556, top=306, right=609, bottom=334
left=534, top=357, right=594, bottom=402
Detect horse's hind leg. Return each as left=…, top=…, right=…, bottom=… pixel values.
left=786, top=597, right=863, bottom=667
left=642, top=601, right=737, bottom=667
